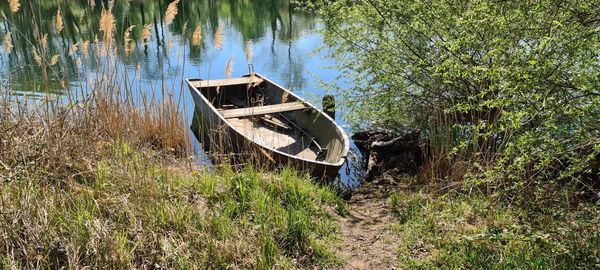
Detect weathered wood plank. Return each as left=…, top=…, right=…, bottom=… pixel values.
left=221, top=102, right=308, bottom=119
left=191, top=77, right=264, bottom=88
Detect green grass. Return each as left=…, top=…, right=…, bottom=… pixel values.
left=389, top=190, right=600, bottom=269
left=0, top=142, right=343, bottom=269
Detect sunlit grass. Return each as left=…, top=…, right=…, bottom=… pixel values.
left=0, top=141, right=342, bottom=268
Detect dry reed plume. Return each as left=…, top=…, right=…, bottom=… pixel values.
left=69, top=42, right=78, bottom=56
left=245, top=40, right=253, bottom=63
left=50, top=54, right=60, bottom=66
left=182, top=22, right=188, bottom=36
left=81, top=40, right=90, bottom=56
left=142, top=24, right=152, bottom=45
left=213, top=24, right=224, bottom=49
left=40, top=34, right=48, bottom=53
left=124, top=25, right=136, bottom=55
left=8, top=0, right=20, bottom=13
left=225, top=56, right=233, bottom=79
left=192, top=26, right=202, bottom=47
left=32, top=48, right=42, bottom=67
left=165, top=0, right=181, bottom=26
left=99, top=7, right=116, bottom=50
left=4, top=32, right=12, bottom=55
left=55, top=9, right=64, bottom=33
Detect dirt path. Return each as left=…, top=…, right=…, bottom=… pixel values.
left=337, top=178, right=401, bottom=269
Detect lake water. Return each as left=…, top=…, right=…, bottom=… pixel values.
left=0, top=0, right=363, bottom=187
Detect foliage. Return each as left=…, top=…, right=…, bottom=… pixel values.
left=302, top=0, right=600, bottom=201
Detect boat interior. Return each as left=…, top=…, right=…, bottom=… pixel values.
left=189, top=75, right=346, bottom=164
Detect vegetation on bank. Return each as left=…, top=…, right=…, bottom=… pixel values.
left=1, top=1, right=342, bottom=268
left=389, top=187, right=599, bottom=269
left=299, top=0, right=600, bottom=268
left=1, top=0, right=598, bottom=269
left=0, top=98, right=342, bottom=269
left=303, top=0, right=599, bottom=202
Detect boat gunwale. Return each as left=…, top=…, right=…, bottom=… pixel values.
left=186, top=73, right=349, bottom=167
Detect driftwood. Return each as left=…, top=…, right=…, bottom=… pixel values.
left=352, top=128, right=424, bottom=181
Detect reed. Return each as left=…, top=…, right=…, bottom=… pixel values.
left=192, top=26, right=202, bottom=47
left=141, top=24, right=153, bottom=45
left=99, top=6, right=116, bottom=51
left=81, top=40, right=90, bottom=56
left=8, top=0, right=19, bottom=13
left=69, top=42, right=78, bottom=56
left=124, top=25, right=136, bottom=55
left=164, top=0, right=181, bottom=26
left=55, top=9, right=64, bottom=33
left=245, top=40, right=253, bottom=63
left=213, top=24, right=224, bottom=49
left=32, top=48, right=43, bottom=67
left=40, top=33, right=48, bottom=53
left=50, top=54, right=60, bottom=66
left=225, top=56, right=233, bottom=79
left=4, top=32, right=12, bottom=55
left=181, top=22, right=188, bottom=36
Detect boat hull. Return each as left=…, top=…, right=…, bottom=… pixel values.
left=187, top=75, right=348, bottom=180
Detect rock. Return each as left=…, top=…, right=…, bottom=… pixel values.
left=352, top=128, right=424, bottom=181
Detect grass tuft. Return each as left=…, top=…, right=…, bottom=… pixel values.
left=390, top=190, right=600, bottom=269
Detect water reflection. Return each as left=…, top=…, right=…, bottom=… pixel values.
left=0, top=0, right=316, bottom=93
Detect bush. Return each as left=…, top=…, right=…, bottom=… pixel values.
left=302, top=0, right=600, bottom=202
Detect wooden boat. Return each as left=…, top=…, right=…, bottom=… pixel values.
left=186, top=73, right=349, bottom=179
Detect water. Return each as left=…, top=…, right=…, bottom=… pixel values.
left=0, top=0, right=363, bottom=187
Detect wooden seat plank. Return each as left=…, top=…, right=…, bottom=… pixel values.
left=221, top=102, right=308, bottom=119
left=191, top=77, right=264, bottom=88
